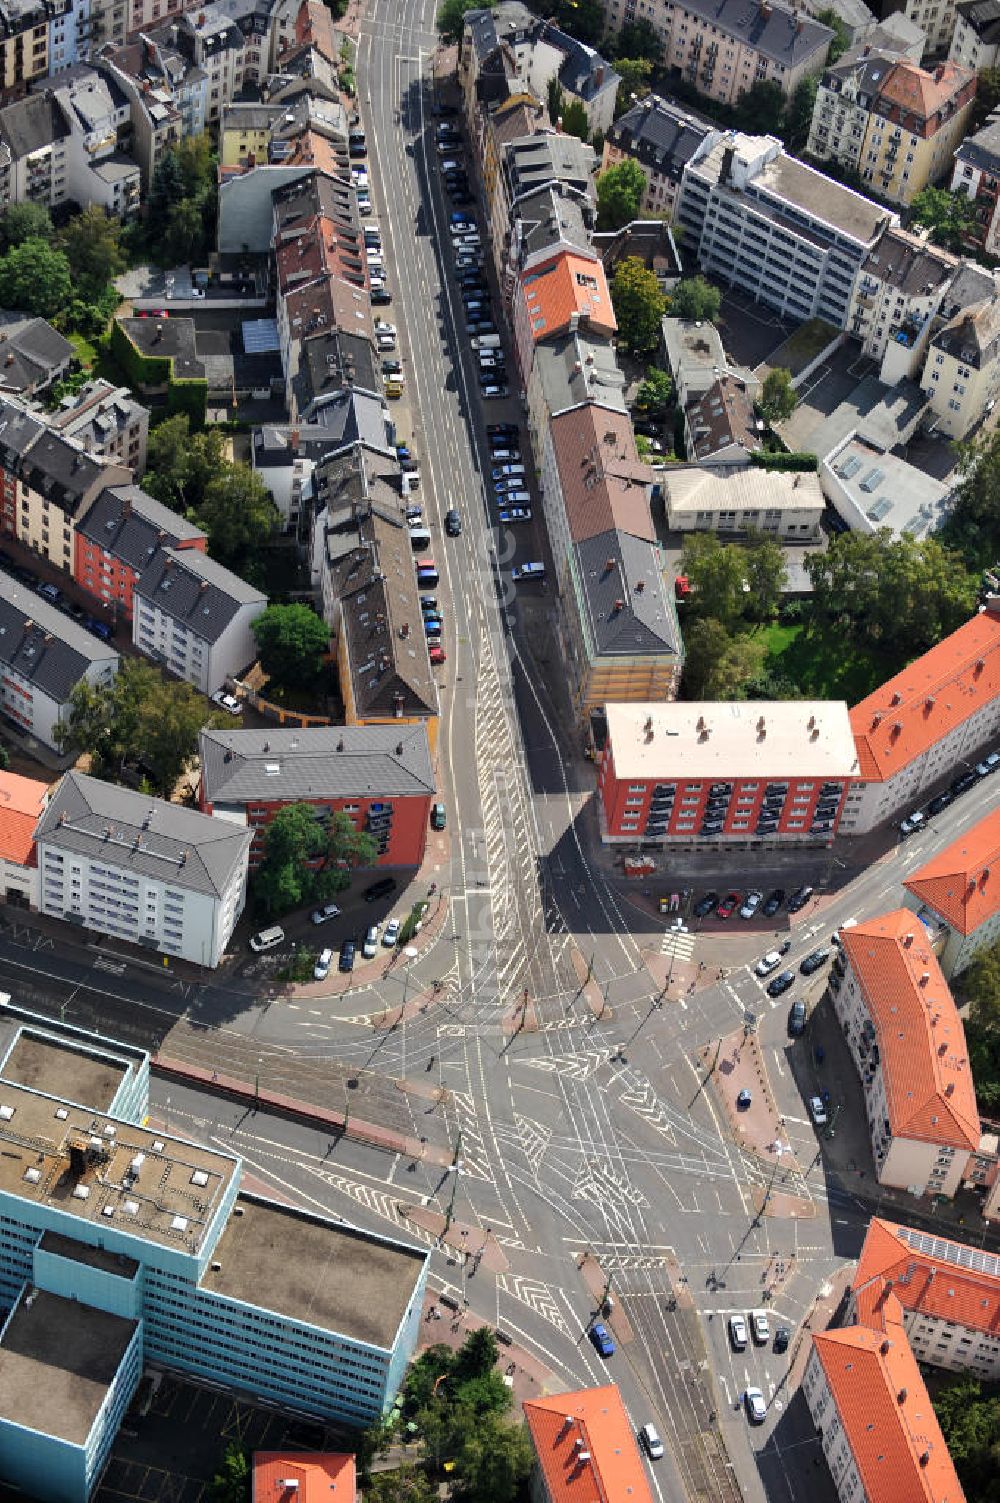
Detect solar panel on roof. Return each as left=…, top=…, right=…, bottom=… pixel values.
left=901, top=1225, right=1000, bottom=1280
left=837, top=455, right=862, bottom=479
left=867, top=497, right=893, bottom=521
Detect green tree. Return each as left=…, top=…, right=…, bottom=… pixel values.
left=195, top=464, right=278, bottom=569
left=682, top=533, right=753, bottom=628
left=436, top=0, right=492, bottom=44
left=963, top=940, right=1000, bottom=1034
left=735, top=80, right=786, bottom=136
left=635, top=366, right=672, bottom=412
left=786, top=76, right=817, bottom=148
left=560, top=96, right=590, bottom=141
left=546, top=75, right=564, bottom=126
left=742, top=533, right=788, bottom=623
left=0, top=238, right=72, bottom=320
left=148, top=149, right=186, bottom=239
left=667, top=275, right=721, bottom=323
left=59, top=207, right=126, bottom=301
left=933, top=1375, right=1000, bottom=1501
left=364, top=1468, right=437, bottom=1503
left=816, top=6, right=850, bottom=62
left=596, top=158, right=646, bottom=230
left=327, top=809, right=379, bottom=872
left=759, top=366, right=798, bottom=423
left=910, top=186, right=976, bottom=252
left=612, top=18, right=661, bottom=60
left=947, top=427, right=1000, bottom=564
left=973, top=66, right=1000, bottom=130
left=164, top=197, right=206, bottom=266
left=682, top=617, right=767, bottom=699
left=0, top=744, right=10, bottom=771
left=251, top=603, right=330, bottom=687
left=145, top=418, right=227, bottom=514
left=0, top=202, right=52, bottom=251
left=255, top=803, right=337, bottom=915
left=451, top=1413, right=534, bottom=1503
left=452, top=1326, right=499, bottom=1384
left=207, top=1443, right=250, bottom=1503
left=613, top=58, right=653, bottom=118
left=175, top=132, right=215, bottom=198
left=610, top=255, right=667, bottom=353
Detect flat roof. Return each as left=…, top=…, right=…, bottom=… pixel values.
left=606, top=700, right=859, bottom=780
left=822, top=435, right=952, bottom=538
left=0, top=1079, right=238, bottom=1256
left=38, top=1229, right=139, bottom=1279
left=201, top=1195, right=426, bottom=1350
left=0, top=1032, right=126, bottom=1111
left=0, top=1287, right=137, bottom=1445
left=665, top=464, right=824, bottom=516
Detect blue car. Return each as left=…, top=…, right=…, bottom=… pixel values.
left=589, top=1322, right=615, bottom=1358
left=423, top=616, right=443, bottom=637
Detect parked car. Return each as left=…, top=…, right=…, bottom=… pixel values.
left=498, top=507, right=531, bottom=523
left=693, top=891, right=719, bottom=918
left=767, top=970, right=795, bottom=998
left=800, top=948, right=831, bottom=976
left=431, top=802, right=447, bottom=830
left=488, top=423, right=519, bottom=436
left=788, top=1000, right=807, bottom=1036
left=589, top=1322, right=615, bottom=1358
left=338, top=939, right=356, bottom=972
left=717, top=891, right=741, bottom=920
left=928, top=790, right=954, bottom=815
left=512, top=561, right=545, bottom=581
left=744, top=1388, right=766, bottom=1425
left=728, top=1314, right=748, bottom=1351
left=952, top=769, right=978, bottom=796
left=809, top=1095, right=828, bottom=1127
left=737, top=1088, right=752, bottom=1109
left=751, top=1310, right=770, bottom=1345
left=429, top=644, right=447, bottom=664
left=740, top=890, right=763, bottom=920
left=977, top=752, right=1000, bottom=776
left=638, top=1424, right=663, bottom=1461
left=314, top=948, right=334, bottom=980
left=762, top=888, right=785, bottom=917
left=900, top=810, right=925, bottom=836
left=250, top=925, right=284, bottom=953
left=382, top=917, right=401, bottom=947
left=210, top=690, right=241, bottom=716
left=755, top=951, right=782, bottom=977
left=786, top=885, right=814, bottom=913
left=364, top=877, right=397, bottom=903
left=311, top=902, right=342, bottom=926
left=773, top=1327, right=791, bottom=1354
left=363, top=925, right=380, bottom=959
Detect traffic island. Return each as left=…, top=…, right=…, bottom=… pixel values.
left=568, top=948, right=615, bottom=1018
left=699, top=1027, right=802, bottom=1170
left=577, top=1251, right=634, bottom=1345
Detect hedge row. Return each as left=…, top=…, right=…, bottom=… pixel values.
left=749, top=451, right=818, bottom=472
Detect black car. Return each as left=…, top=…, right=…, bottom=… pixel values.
left=788, top=1000, right=806, bottom=1036
left=488, top=424, right=518, bottom=436
left=338, top=939, right=356, bottom=973
left=773, top=1327, right=791, bottom=1354
left=928, top=790, right=954, bottom=815
left=786, top=885, right=814, bottom=913
left=370, top=290, right=392, bottom=305
left=767, top=970, right=795, bottom=998
left=951, top=769, right=978, bottom=796
left=762, top=888, right=785, bottom=917
left=445, top=508, right=462, bottom=536
left=693, top=891, right=719, bottom=918
left=800, top=948, right=830, bottom=976
left=364, top=877, right=397, bottom=903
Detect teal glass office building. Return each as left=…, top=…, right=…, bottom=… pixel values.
left=0, top=1003, right=429, bottom=1503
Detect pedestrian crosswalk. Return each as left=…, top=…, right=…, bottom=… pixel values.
left=660, top=926, right=696, bottom=961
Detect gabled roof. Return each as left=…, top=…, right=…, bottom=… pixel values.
left=850, top=604, right=1000, bottom=782
left=956, top=0, right=1000, bottom=42
left=679, top=0, right=832, bottom=65
left=875, top=59, right=974, bottom=124
left=607, top=95, right=713, bottom=181
left=904, top=805, right=1000, bottom=935
left=854, top=1217, right=1000, bottom=1339
left=811, top=1293, right=965, bottom=1503
left=253, top=1454, right=355, bottom=1503
left=931, top=296, right=1000, bottom=369
left=572, top=529, right=682, bottom=662
left=0, top=570, right=118, bottom=704
left=0, top=316, right=73, bottom=394
left=523, top=1386, right=654, bottom=1503
left=840, top=909, right=979, bottom=1152
left=0, top=769, right=47, bottom=866
left=686, top=375, right=760, bottom=462
left=519, top=249, right=614, bottom=342
left=77, top=485, right=205, bottom=573
left=549, top=403, right=653, bottom=543
left=134, top=548, right=265, bottom=644
left=200, top=724, right=434, bottom=805
left=0, top=90, right=70, bottom=158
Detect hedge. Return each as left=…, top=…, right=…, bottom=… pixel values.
left=167, top=375, right=207, bottom=427
left=749, top=451, right=818, bottom=472
left=110, top=320, right=170, bottom=389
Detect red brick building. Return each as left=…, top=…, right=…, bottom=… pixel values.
left=74, top=484, right=206, bottom=622
left=198, top=724, right=435, bottom=869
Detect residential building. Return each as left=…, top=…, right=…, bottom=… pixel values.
left=0, top=1005, right=429, bottom=1503
left=846, top=225, right=958, bottom=382
left=663, top=465, right=824, bottom=538
left=0, top=571, right=118, bottom=751
left=36, top=771, right=252, bottom=967
left=661, top=317, right=736, bottom=406
left=49, top=379, right=149, bottom=477
left=253, top=1455, right=356, bottom=1503
left=489, top=131, right=596, bottom=294
left=597, top=699, right=858, bottom=845
left=0, top=315, right=72, bottom=397
left=541, top=402, right=683, bottom=718
left=676, top=130, right=896, bottom=329
left=523, top=1386, right=654, bottom=1503
left=950, top=0, right=1000, bottom=68
left=132, top=548, right=266, bottom=697
left=601, top=95, right=713, bottom=221
left=834, top=909, right=979, bottom=1195
left=0, top=425, right=130, bottom=576
left=903, top=805, right=1000, bottom=975
left=0, top=0, right=72, bottom=102
left=94, top=44, right=194, bottom=187
left=511, top=246, right=615, bottom=383
left=199, top=724, right=435, bottom=869
left=863, top=0, right=963, bottom=55
left=40, top=65, right=141, bottom=219
left=478, top=90, right=546, bottom=225
left=152, top=4, right=245, bottom=125
left=807, top=52, right=975, bottom=206
left=113, top=316, right=206, bottom=401
left=501, top=176, right=596, bottom=316
left=594, top=217, right=683, bottom=289
left=0, top=767, right=47, bottom=906
left=0, top=89, right=68, bottom=207
left=921, top=291, right=1000, bottom=438
left=951, top=111, right=1000, bottom=257
left=253, top=395, right=389, bottom=537
left=525, top=327, right=626, bottom=474
left=684, top=374, right=762, bottom=464
left=844, top=602, right=1000, bottom=832
left=74, top=484, right=206, bottom=623
left=804, top=1286, right=965, bottom=1503
left=603, top=0, right=833, bottom=107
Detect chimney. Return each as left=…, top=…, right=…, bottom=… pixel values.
left=898, top=1388, right=908, bottom=1403
left=595, top=65, right=604, bottom=88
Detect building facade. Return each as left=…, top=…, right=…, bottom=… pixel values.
left=950, top=0, right=1000, bottom=70
left=0, top=767, right=46, bottom=906
left=920, top=289, right=1000, bottom=438
left=132, top=548, right=266, bottom=697
left=951, top=112, right=1000, bottom=258
left=903, top=805, right=1000, bottom=976
left=846, top=225, right=958, bottom=382
left=601, top=94, right=712, bottom=221
left=663, top=465, right=824, bottom=538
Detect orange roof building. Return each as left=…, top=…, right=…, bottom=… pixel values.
left=512, top=248, right=615, bottom=383
left=252, top=1454, right=355, bottom=1503
left=523, top=1385, right=655, bottom=1503
left=844, top=602, right=1000, bottom=835
left=903, top=805, right=1000, bottom=977
left=0, top=769, right=46, bottom=909
left=836, top=909, right=979, bottom=1197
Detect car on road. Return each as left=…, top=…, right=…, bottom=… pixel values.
left=755, top=951, right=782, bottom=977
left=382, top=359, right=402, bottom=376
left=693, top=891, right=719, bottom=918
left=489, top=446, right=519, bottom=461
left=952, top=769, right=978, bottom=795
left=338, top=939, right=356, bottom=973
left=751, top=1310, right=770, bottom=1344
left=773, top=1327, right=791, bottom=1354
left=800, top=948, right=831, bottom=976
left=36, top=582, right=62, bottom=605
left=445, top=508, right=462, bottom=536
left=488, top=423, right=519, bottom=436
left=423, top=615, right=443, bottom=637
left=740, top=889, right=763, bottom=920
left=431, top=802, right=447, bottom=831
left=589, top=1322, right=615, bottom=1358
left=314, top=948, right=333, bottom=980
left=250, top=925, right=284, bottom=953
left=900, top=809, right=926, bottom=836
left=928, top=790, right=954, bottom=815
left=977, top=752, right=1000, bottom=776
left=737, top=1088, right=752, bottom=1110
left=767, top=969, right=795, bottom=997
left=744, top=1388, right=766, bottom=1425
left=638, top=1423, right=663, bottom=1461
left=311, top=902, right=342, bottom=926
left=717, top=891, right=741, bottom=920
left=809, top=1095, right=828, bottom=1127
left=762, top=888, right=785, bottom=917
left=786, top=885, right=814, bottom=913
left=429, top=644, right=446, bottom=664
left=492, top=464, right=525, bottom=479
left=512, top=561, right=545, bottom=581
left=363, top=925, right=380, bottom=959
left=498, top=507, right=532, bottom=523
left=728, top=1314, right=748, bottom=1351
left=481, top=385, right=509, bottom=399
left=788, top=1000, right=807, bottom=1036
left=210, top=689, right=241, bottom=716
left=371, top=290, right=392, bottom=306
left=364, top=877, right=397, bottom=903
left=382, top=918, right=400, bottom=948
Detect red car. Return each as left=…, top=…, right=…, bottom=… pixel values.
left=429, top=644, right=446, bottom=664
left=716, top=891, right=741, bottom=920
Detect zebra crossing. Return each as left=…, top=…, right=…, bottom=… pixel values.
left=660, top=925, right=696, bottom=961
left=449, top=1089, right=494, bottom=1182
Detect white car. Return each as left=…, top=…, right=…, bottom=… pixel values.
left=210, top=690, right=241, bottom=716
left=728, top=1314, right=748, bottom=1351
left=382, top=917, right=401, bottom=948
left=512, top=561, right=545, bottom=581
left=363, top=924, right=380, bottom=959
left=314, top=947, right=334, bottom=980
left=809, top=1095, right=828, bottom=1127
left=250, top=925, right=284, bottom=953
left=755, top=951, right=782, bottom=977
left=751, top=1310, right=770, bottom=1345
left=744, top=1387, right=766, bottom=1425
left=374, top=320, right=396, bottom=336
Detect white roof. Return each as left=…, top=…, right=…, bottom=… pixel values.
left=606, top=700, right=860, bottom=780
left=665, top=464, right=825, bottom=516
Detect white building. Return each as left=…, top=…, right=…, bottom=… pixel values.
left=846, top=226, right=959, bottom=383
left=834, top=909, right=980, bottom=1197
left=35, top=771, right=252, bottom=967
left=663, top=464, right=824, bottom=538
left=903, top=804, right=1000, bottom=976
left=132, top=548, right=266, bottom=697
left=0, top=573, right=118, bottom=752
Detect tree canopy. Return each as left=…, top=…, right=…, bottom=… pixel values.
left=735, top=80, right=787, bottom=135
left=682, top=617, right=767, bottom=699
left=786, top=76, right=817, bottom=149
left=909, top=186, right=976, bottom=252
left=635, top=366, right=673, bottom=412
left=816, top=7, right=850, bottom=62
left=946, top=427, right=1000, bottom=565
left=682, top=531, right=787, bottom=629
left=759, top=367, right=798, bottom=423
left=255, top=805, right=379, bottom=915
left=611, top=18, right=661, bottom=60
left=0, top=202, right=52, bottom=251
left=933, top=1376, right=1000, bottom=1502
left=194, top=464, right=278, bottom=571
left=560, top=96, right=590, bottom=141
left=207, top=1444, right=250, bottom=1503
left=668, top=275, right=721, bottom=323
left=437, top=0, right=492, bottom=43
left=0, top=238, right=72, bottom=320
left=251, top=604, right=330, bottom=688
left=610, top=255, right=667, bottom=353
left=613, top=58, right=653, bottom=118
left=596, top=158, right=645, bottom=230
left=144, top=134, right=217, bottom=265
left=59, top=207, right=126, bottom=302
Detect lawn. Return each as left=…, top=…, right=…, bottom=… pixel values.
left=758, top=621, right=902, bottom=702
left=758, top=318, right=839, bottom=380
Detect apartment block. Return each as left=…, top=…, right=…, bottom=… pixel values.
left=132, top=548, right=266, bottom=697
left=950, top=0, right=1000, bottom=69
left=865, top=0, right=962, bottom=55
left=7, top=427, right=130, bottom=576
left=199, top=724, right=435, bottom=870
left=524, top=1387, right=654, bottom=1503
left=843, top=603, right=1000, bottom=832
left=921, top=291, right=1000, bottom=437
left=489, top=131, right=596, bottom=300
left=951, top=112, right=1000, bottom=257
left=846, top=226, right=958, bottom=382
left=684, top=374, right=762, bottom=464
left=605, top=0, right=832, bottom=105
left=676, top=130, right=896, bottom=329
left=598, top=700, right=857, bottom=845
left=525, top=327, right=626, bottom=475
left=501, top=177, right=596, bottom=322
left=49, top=379, right=149, bottom=477
left=0, top=767, right=46, bottom=906
left=511, top=246, right=615, bottom=384
left=601, top=94, right=713, bottom=221
left=903, top=805, right=1000, bottom=976
left=74, top=484, right=206, bottom=623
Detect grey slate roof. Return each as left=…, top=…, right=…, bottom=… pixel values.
left=505, top=133, right=596, bottom=203
left=940, top=261, right=999, bottom=318
left=77, top=486, right=205, bottom=572
left=292, top=329, right=381, bottom=418
left=682, top=0, right=833, bottom=64
left=606, top=96, right=713, bottom=183
left=514, top=182, right=595, bottom=264
left=931, top=297, right=1000, bottom=368
left=36, top=771, right=252, bottom=899
left=956, top=0, right=1000, bottom=43
left=0, top=391, right=47, bottom=465
left=858, top=227, right=957, bottom=295
left=0, top=317, right=73, bottom=395
left=200, top=724, right=435, bottom=806
left=571, top=529, right=682, bottom=661
left=302, top=385, right=392, bottom=445
left=19, top=431, right=120, bottom=519
left=0, top=570, right=118, bottom=703
left=955, top=110, right=1000, bottom=173
left=134, top=549, right=265, bottom=643
left=0, top=91, right=69, bottom=158
left=534, top=331, right=627, bottom=416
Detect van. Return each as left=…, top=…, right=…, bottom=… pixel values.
left=408, top=526, right=432, bottom=550
left=639, top=1424, right=663, bottom=1461
left=512, top=561, right=545, bottom=581
left=472, top=333, right=501, bottom=350
left=250, top=925, right=284, bottom=952
left=503, top=490, right=531, bottom=505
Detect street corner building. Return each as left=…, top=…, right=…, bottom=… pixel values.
left=522, top=1384, right=655, bottom=1503
left=0, top=1001, right=430, bottom=1503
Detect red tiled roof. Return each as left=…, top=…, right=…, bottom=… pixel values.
left=812, top=1292, right=965, bottom=1503
left=252, top=1453, right=355, bottom=1503
left=851, top=605, right=1000, bottom=782
left=903, top=805, right=1000, bottom=935
left=854, top=1218, right=1000, bottom=1340
left=523, top=1385, right=655, bottom=1503
left=0, top=770, right=47, bottom=867
left=549, top=404, right=653, bottom=543
left=520, top=250, right=616, bottom=342
left=876, top=59, right=974, bottom=128
left=840, top=909, right=979, bottom=1151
